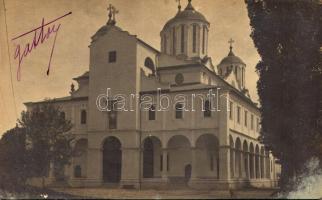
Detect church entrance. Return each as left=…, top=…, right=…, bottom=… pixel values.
left=103, top=137, right=122, bottom=183
left=184, top=164, right=192, bottom=183
left=143, top=138, right=154, bottom=178
left=142, top=136, right=162, bottom=178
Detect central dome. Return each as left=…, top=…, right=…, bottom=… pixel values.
left=160, top=0, right=210, bottom=60
left=162, top=0, right=209, bottom=31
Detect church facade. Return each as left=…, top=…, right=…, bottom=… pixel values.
left=25, top=0, right=279, bottom=189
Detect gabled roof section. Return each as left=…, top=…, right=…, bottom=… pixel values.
left=91, top=24, right=133, bottom=43
left=91, top=24, right=160, bottom=54
left=24, top=96, right=88, bottom=106
left=73, top=71, right=89, bottom=81
left=137, top=38, right=160, bottom=54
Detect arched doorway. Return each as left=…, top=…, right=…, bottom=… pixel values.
left=195, top=134, right=220, bottom=178
left=229, top=135, right=235, bottom=178
left=167, top=135, right=191, bottom=180
left=142, top=136, right=162, bottom=178
left=103, top=136, right=122, bottom=183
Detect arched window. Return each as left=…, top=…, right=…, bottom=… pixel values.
left=163, top=35, right=167, bottom=53
left=245, top=110, right=248, bottom=127
left=175, top=103, right=183, bottom=119
left=229, top=101, right=233, bottom=120
left=202, top=26, right=206, bottom=54
left=74, top=165, right=82, bottom=178
left=172, top=27, right=176, bottom=55
left=181, top=25, right=185, bottom=53
left=81, top=110, right=87, bottom=124
left=60, top=112, right=66, bottom=120
left=108, top=100, right=117, bottom=129
left=192, top=24, right=197, bottom=53
left=148, top=105, right=156, bottom=121
left=204, top=100, right=211, bottom=118
left=144, top=57, right=155, bottom=74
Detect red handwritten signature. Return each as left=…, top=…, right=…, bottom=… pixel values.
left=12, top=12, right=72, bottom=81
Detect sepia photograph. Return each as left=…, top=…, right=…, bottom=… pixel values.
left=0, top=0, right=321, bottom=199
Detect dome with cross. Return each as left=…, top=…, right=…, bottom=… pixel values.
left=160, top=0, right=210, bottom=60
left=162, top=0, right=209, bottom=31
left=219, top=39, right=245, bottom=65
left=217, top=39, right=246, bottom=90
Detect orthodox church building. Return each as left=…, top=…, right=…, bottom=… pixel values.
left=26, top=0, right=279, bottom=189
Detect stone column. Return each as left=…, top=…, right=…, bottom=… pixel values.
left=235, top=149, right=241, bottom=178
left=246, top=152, right=251, bottom=179
left=161, top=149, right=168, bottom=180
left=258, top=154, right=261, bottom=179
left=230, top=148, right=235, bottom=179
left=252, top=153, right=256, bottom=179
left=121, top=147, right=140, bottom=188
left=219, top=146, right=230, bottom=180
left=261, top=155, right=266, bottom=179
left=191, top=147, right=198, bottom=179
left=241, top=151, right=246, bottom=178
left=266, top=156, right=270, bottom=179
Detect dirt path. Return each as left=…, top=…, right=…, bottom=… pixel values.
left=53, top=188, right=278, bottom=199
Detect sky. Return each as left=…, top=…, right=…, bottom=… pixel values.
left=0, top=0, right=261, bottom=136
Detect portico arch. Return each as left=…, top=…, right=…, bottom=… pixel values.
left=229, top=135, right=235, bottom=178
left=102, top=136, right=122, bottom=183
left=265, top=149, right=270, bottom=178
left=142, top=136, right=162, bottom=178
left=243, top=140, right=249, bottom=178
left=235, top=138, right=242, bottom=178
left=249, top=143, right=255, bottom=179
left=167, top=135, right=191, bottom=181
left=195, top=134, right=219, bottom=178
left=260, top=146, right=265, bottom=179
left=255, top=144, right=260, bottom=179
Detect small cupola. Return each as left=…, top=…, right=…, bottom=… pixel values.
left=218, top=39, right=246, bottom=89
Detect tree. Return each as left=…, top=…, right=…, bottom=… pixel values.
left=245, top=0, right=321, bottom=191
left=0, top=127, right=30, bottom=191
left=18, top=103, right=74, bottom=186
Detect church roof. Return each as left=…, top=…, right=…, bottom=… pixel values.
left=92, top=24, right=124, bottom=41
left=24, top=96, right=88, bottom=106
left=219, top=48, right=245, bottom=66
left=162, top=0, right=209, bottom=31
left=73, top=71, right=89, bottom=80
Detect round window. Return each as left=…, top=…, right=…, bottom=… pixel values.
left=175, top=73, right=184, bottom=85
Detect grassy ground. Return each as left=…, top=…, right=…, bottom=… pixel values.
left=52, top=187, right=279, bottom=199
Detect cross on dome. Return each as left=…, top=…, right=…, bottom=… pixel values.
left=176, top=0, right=182, bottom=12
left=228, top=38, right=235, bottom=50
left=107, top=4, right=119, bottom=25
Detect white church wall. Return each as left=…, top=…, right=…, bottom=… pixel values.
left=88, top=27, right=138, bottom=131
